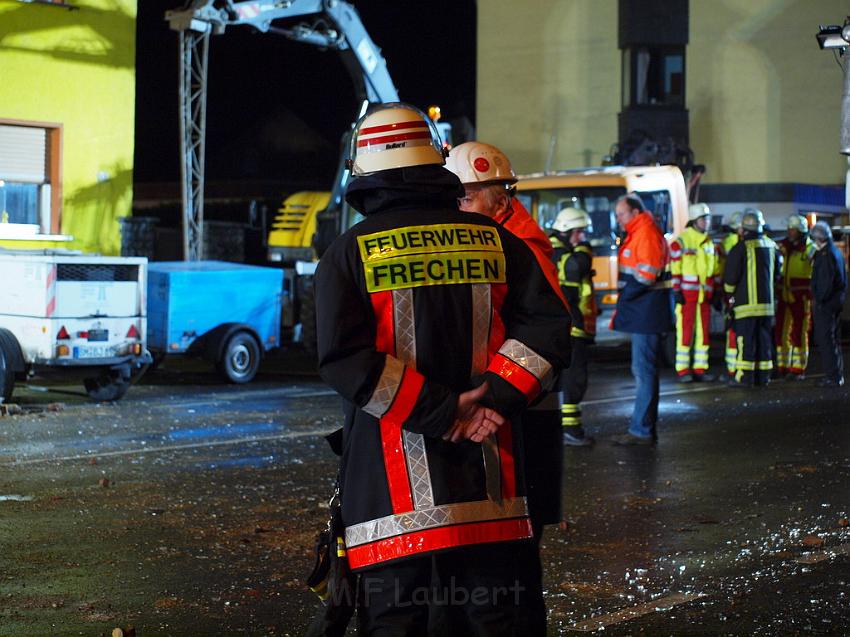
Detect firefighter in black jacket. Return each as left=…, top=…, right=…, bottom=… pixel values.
left=722, top=209, right=782, bottom=387
left=549, top=207, right=598, bottom=446
left=314, top=103, right=571, bottom=634
left=810, top=221, right=847, bottom=387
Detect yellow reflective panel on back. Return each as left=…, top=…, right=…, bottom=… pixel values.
left=359, top=223, right=507, bottom=292
left=358, top=223, right=503, bottom=261
left=363, top=251, right=506, bottom=292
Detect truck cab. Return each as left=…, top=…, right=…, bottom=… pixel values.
left=515, top=165, right=690, bottom=312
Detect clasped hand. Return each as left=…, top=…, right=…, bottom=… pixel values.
left=442, top=382, right=506, bottom=444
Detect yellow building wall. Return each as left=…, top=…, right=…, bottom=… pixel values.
left=689, top=0, right=847, bottom=185
left=0, top=0, right=137, bottom=255
left=477, top=0, right=620, bottom=175
left=478, top=1, right=848, bottom=185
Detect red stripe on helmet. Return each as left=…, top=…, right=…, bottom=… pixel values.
left=357, top=131, right=432, bottom=148
left=359, top=120, right=429, bottom=136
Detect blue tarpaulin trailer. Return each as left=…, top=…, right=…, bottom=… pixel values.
left=147, top=261, right=283, bottom=383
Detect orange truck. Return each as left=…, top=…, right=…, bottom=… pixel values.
left=515, top=165, right=690, bottom=313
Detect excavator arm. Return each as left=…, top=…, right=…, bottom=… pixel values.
left=166, top=0, right=400, bottom=259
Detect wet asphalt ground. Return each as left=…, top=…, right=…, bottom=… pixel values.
left=0, top=343, right=848, bottom=636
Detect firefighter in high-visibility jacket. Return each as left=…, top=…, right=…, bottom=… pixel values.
left=669, top=203, right=719, bottom=381
left=718, top=212, right=745, bottom=377
left=722, top=209, right=782, bottom=387
left=549, top=207, right=597, bottom=446
left=774, top=214, right=816, bottom=379
left=315, top=104, right=571, bottom=632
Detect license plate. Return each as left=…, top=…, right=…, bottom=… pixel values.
left=74, top=345, right=117, bottom=359
left=87, top=329, right=109, bottom=342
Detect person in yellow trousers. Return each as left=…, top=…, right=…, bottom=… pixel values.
left=669, top=203, right=719, bottom=382
left=718, top=211, right=744, bottom=378
left=775, top=214, right=816, bottom=379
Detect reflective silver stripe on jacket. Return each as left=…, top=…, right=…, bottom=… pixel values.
left=391, top=288, right=435, bottom=509
left=471, top=284, right=492, bottom=376
left=344, top=496, right=528, bottom=547
left=361, top=356, right=405, bottom=418
left=497, top=339, right=553, bottom=386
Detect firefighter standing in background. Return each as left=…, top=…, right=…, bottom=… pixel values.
left=315, top=105, right=571, bottom=634
left=669, top=203, right=719, bottom=382
left=444, top=140, right=568, bottom=634
left=549, top=207, right=597, bottom=446
left=810, top=221, right=847, bottom=387
left=774, top=214, right=816, bottom=379
left=722, top=209, right=782, bottom=387
left=719, top=212, right=745, bottom=378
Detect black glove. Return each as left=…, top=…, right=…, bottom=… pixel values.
left=674, top=291, right=686, bottom=305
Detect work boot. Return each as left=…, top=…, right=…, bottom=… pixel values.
left=677, top=373, right=694, bottom=384
left=563, top=429, right=594, bottom=447
left=785, top=373, right=806, bottom=381
left=693, top=372, right=715, bottom=382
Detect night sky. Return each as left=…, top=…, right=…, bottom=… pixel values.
left=133, top=1, right=477, bottom=186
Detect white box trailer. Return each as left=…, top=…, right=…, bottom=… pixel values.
left=0, top=252, right=152, bottom=402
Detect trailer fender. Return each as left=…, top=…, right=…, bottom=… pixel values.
left=202, top=323, right=263, bottom=365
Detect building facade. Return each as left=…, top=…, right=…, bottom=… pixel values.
left=0, top=0, right=137, bottom=254
left=477, top=0, right=849, bottom=227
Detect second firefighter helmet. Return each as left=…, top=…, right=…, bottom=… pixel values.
left=741, top=207, right=766, bottom=233
left=444, top=141, right=518, bottom=186
left=787, top=214, right=809, bottom=233
left=552, top=207, right=592, bottom=233
left=728, top=211, right=744, bottom=230
left=688, top=202, right=711, bottom=221
left=348, top=102, right=447, bottom=177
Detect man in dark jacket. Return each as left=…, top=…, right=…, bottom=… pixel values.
left=611, top=193, right=673, bottom=445
left=810, top=221, right=846, bottom=387
left=315, top=103, right=571, bottom=635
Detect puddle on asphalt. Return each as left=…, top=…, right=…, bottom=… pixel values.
left=0, top=494, right=34, bottom=502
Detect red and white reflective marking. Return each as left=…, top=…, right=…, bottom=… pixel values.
left=357, top=120, right=432, bottom=154
left=45, top=264, right=57, bottom=318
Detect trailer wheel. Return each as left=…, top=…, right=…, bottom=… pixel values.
left=84, top=374, right=130, bottom=402
left=0, top=339, right=15, bottom=404
left=217, top=331, right=261, bottom=384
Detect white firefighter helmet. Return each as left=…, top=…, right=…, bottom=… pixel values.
left=443, top=141, right=517, bottom=186
left=348, top=102, right=446, bottom=177
left=688, top=202, right=711, bottom=221
left=552, top=207, right=592, bottom=233
left=728, top=211, right=743, bottom=230
left=787, top=214, right=809, bottom=233
left=741, top=208, right=765, bottom=233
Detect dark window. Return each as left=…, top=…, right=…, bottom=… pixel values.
left=518, top=187, right=627, bottom=256
left=622, top=46, right=685, bottom=108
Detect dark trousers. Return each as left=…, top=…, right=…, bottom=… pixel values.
left=733, top=316, right=774, bottom=385
left=561, top=336, right=589, bottom=405
left=358, top=542, right=541, bottom=636
left=814, top=304, right=844, bottom=382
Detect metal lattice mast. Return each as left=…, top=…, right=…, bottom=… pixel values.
left=178, top=29, right=209, bottom=261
